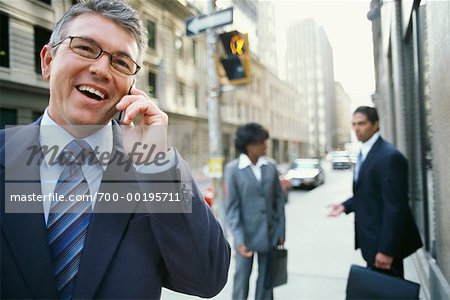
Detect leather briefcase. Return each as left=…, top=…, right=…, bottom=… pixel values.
left=264, top=246, right=288, bottom=288
left=346, top=264, right=420, bottom=299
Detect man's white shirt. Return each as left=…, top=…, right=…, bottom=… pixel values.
left=360, top=132, right=380, bottom=161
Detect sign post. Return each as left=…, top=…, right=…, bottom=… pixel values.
left=185, top=3, right=233, bottom=229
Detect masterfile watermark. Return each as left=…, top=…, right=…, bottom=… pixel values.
left=25, top=142, right=170, bottom=171
left=3, top=124, right=194, bottom=213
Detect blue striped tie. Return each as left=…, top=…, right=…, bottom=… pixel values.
left=47, top=140, right=93, bottom=299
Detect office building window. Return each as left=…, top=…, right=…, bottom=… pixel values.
left=0, top=12, right=9, bottom=68
left=148, top=71, right=157, bottom=98
left=177, top=81, right=185, bottom=105
left=34, top=26, right=52, bottom=74
left=194, top=86, right=199, bottom=109
left=175, top=30, right=183, bottom=58
left=192, top=40, right=197, bottom=63
left=147, top=20, right=156, bottom=49
left=1, top=108, right=17, bottom=129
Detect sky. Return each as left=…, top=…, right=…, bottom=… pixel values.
left=273, top=0, right=375, bottom=108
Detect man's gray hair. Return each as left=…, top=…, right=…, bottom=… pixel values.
left=50, top=0, right=148, bottom=62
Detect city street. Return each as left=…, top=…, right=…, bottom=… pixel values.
left=163, top=162, right=361, bottom=299
left=1, top=0, right=448, bottom=298
left=163, top=161, right=421, bottom=299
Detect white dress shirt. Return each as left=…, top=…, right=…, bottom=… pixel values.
left=238, top=154, right=268, bottom=182
left=39, top=109, right=111, bottom=224
left=360, top=131, right=380, bottom=160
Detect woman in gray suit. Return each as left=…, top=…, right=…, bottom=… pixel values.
left=225, top=123, right=286, bottom=300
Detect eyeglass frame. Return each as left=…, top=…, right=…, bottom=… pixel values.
left=51, top=36, right=141, bottom=75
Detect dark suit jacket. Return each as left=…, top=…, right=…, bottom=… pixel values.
left=343, top=137, right=422, bottom=265
left=1, top=121, right=230, bottom=299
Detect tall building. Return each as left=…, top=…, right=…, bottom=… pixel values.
left=334, top=82, right=351, bottom=148
left=217, top=0, right=258, bottom=52
left=213, top=0, right=309, bottom=160
left=215, top=0, right=278, bottom=75
left=285, top=19, right=337, bottom=157
left=256, top=0, right=278, bottom=75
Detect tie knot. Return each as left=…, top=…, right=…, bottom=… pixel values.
left=58, top=140, right=95, bottom=166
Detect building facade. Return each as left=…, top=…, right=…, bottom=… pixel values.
left=220, top=57, right=309, bottom=163
left=285, top=19, right=337, bottom=157
left=0, top=0, right=306, bottom=177
left=334, top=81, right=351, bottom=148
left=368, top=0, right=450, bottom=298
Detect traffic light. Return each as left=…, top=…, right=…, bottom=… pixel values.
left=217, top=31, right=251, bottom=85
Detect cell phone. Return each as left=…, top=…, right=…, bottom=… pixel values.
left=117, top=110, right=125, bottom=125
left=117, top=81, right=134, bottom=124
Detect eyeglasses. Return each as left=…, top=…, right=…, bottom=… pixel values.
left=52, top=36, right=141, bottom=75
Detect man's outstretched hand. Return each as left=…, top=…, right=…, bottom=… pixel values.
left=327, top=203, right=345, bottom=217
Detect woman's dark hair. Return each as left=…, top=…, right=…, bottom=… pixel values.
left=354, top=106, right=379, bottom=124
left=234, top=123, right=269, bottom=154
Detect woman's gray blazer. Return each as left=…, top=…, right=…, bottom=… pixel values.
left=225, top=158, right=286, bottom=252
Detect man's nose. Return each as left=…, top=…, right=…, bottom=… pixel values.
left=89, top=53, right=112, bottom=80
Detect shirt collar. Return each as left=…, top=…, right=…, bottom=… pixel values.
left=39, top=108, right=113, bottom=170
left=360, top=131, right=380, bottom=158
left=238, top=153, right=268, bottom=169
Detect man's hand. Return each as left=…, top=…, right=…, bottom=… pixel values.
left=375, top=252, right=394, bottom=270
left=116, top=88, right=168, bottom=165
left=280, top=178, right=291, bottom=195
left=327, top=203, right=345, bottom=217
left=238, top=244, right=254, bottom=258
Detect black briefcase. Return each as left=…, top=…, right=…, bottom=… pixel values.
left=264, top=246, right=288, bottom=288
left=346, top=265, right=420, bottom=299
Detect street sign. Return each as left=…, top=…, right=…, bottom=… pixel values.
left=186, top=7, right=233, bottom=36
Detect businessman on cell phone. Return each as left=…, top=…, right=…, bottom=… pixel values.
left=0, top=1, right=230, bottom=299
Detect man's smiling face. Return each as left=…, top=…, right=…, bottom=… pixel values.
left=41, top=13, right=139, bottom=126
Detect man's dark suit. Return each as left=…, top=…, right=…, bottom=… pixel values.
left=343, top=137, right=422, bottom=268
left=0, top=121, right=230, bottom=299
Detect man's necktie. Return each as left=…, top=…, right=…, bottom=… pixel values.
left=47, top=140, right=93, bottom=300
left=354, top=151, right=363, bottom=182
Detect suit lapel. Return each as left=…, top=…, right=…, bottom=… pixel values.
left=356, top=137, right=383, bottom=187
left=1, top=123, right=58, bottom=298
left=73, top=208, right=133, bottom=299
left=260, top=164, right=270, bottom=187
left=242, top=165, right=260, bottom=185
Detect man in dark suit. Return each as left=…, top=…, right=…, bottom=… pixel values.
left=225, top=123, right=286, bottom=300
left=328, top=106, right=422, bottom=277
left=1, top=0, right=230, bottom=299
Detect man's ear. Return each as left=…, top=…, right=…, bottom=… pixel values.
left=40, top=45, right=53, bottom=80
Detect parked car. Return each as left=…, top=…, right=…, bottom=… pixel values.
left=284, top=159, right=325, bottom=189
left=330, top=151, right=353, bottom=170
